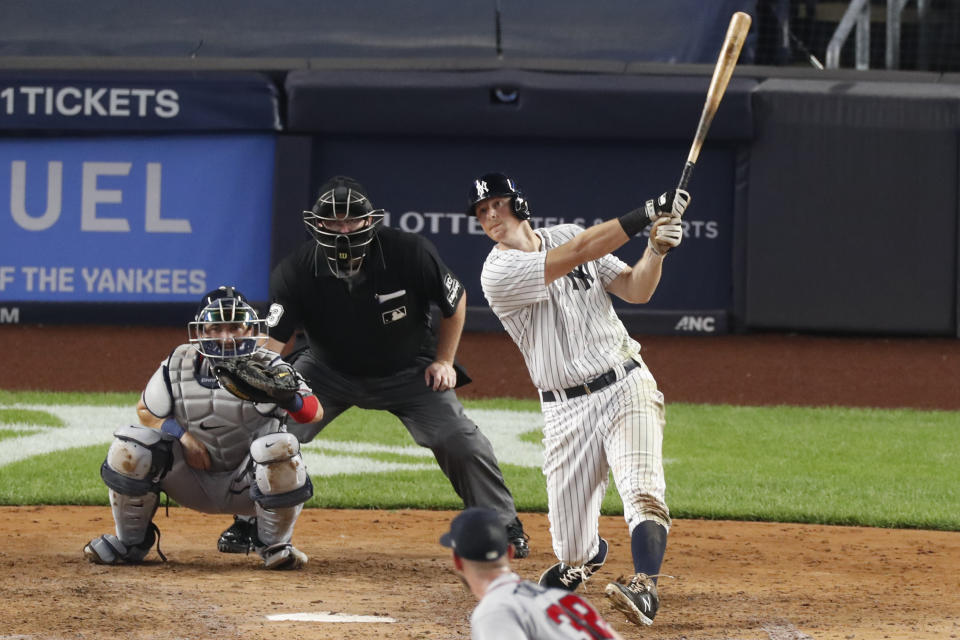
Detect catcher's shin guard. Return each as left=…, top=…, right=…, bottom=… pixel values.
left=249, top=433, right=312, bottom=510
left=258, top=541, right=308, bottom=570
left=99, top=425, right=169, bottom=549
left=84, top=522, right=165, bottom=565
left=249, top=432, right=312, bottom=548
left=108, top=490, right=160, bottom=549
left=100, top=425, right=172, bottom=496
left=255, top=504, right=303, bottom=548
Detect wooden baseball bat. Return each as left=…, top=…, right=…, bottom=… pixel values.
left=677, top=11, right=752, bottom=191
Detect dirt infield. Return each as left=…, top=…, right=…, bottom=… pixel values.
left=1, top=326, right=959, bottom=639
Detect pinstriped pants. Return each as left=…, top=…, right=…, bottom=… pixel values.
left=540, top=359, right=669, bottom=566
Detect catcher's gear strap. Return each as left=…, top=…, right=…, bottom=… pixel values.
left=287, top=394, right=319, bottom=423
left=251, top=476, right=314, bottom=509
left=101, top=425, right=172, bottom=495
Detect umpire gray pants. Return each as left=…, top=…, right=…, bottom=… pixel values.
left=287, top=349, right=519, bottom=526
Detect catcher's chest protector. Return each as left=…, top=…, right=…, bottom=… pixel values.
left=167, top=345, right=281, bottom=472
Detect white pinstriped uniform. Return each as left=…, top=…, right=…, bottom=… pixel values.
left=481, top=224, right=670, bottom=567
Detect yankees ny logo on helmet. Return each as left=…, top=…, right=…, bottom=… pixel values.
left=468, top=172, right=530, bottom=221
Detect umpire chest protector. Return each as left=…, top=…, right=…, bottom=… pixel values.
left=165, top=345, right=282, bottom=472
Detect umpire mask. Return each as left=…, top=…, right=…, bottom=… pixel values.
left=187, top=286, right=267, bottom=359
left=303, top=176, right=385, bottom=278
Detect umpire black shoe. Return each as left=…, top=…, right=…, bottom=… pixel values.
left=539, top=537, right=608, bottom=591
left=506, top=517, right=530, bottom=559
left=604, top=572, right=659, bottom=626
left=217, top=515, right=256, bottom=554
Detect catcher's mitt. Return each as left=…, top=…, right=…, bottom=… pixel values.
left=212, top=358, right=300, bottom=406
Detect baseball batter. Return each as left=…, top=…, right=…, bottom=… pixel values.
left=83, top=286, right=323, bottom=569
left=440, top=507, right=624, bottom=640
left=468, top=173, right=688, bottom=626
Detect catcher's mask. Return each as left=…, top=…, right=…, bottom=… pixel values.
left=303, top=175, right=385, bottom=278
left=467, top=172, right=530, bottom=221
left=188, top=286, right=267, bottom=359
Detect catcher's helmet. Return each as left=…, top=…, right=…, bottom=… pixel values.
left=467, top=172, right=530, bottom=221
left=188, top=286, right=267, bottom=359
left=303, top=175, right=385, bottom=278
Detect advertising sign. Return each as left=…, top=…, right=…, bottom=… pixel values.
left=0, top=135, right=276, bottom=317
left=305, top=137, right=735, bottom=334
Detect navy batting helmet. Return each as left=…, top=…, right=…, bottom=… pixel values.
left=303, top=176, right=385, bottom=278
left=467, top=172, right=530, bottom=221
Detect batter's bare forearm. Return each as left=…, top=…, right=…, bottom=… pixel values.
left=545, top=219, right=630, bottom=285
left=609, top=250, right=664, bottom=304
left=435, top=295, right=466, bottom=363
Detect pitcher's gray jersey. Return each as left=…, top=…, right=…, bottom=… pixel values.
left=481, top=224, right=640, bottom=391
left=472, top=573, right=622, bottom=640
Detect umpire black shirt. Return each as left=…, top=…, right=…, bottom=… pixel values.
left=268, top=226, right=465, bottom=377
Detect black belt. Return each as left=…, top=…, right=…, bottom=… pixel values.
left=540, top=359, right=640, bottom=402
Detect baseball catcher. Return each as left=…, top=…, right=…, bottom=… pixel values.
left=83, top=286, right=323, bottom=570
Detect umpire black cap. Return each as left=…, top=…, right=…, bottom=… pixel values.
left=439, top=507, right=508, bottom=561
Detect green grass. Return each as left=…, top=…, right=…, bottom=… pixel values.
left=1, top=391, right=958, bottom=530
left=0, top=408, right=66, bottom=427
left=665, top=404, right=960, bottom=529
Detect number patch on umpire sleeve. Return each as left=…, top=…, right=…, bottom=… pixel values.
left=266, top=303, right=284, bottom=328
left=444, top=274, right=462, bottom=307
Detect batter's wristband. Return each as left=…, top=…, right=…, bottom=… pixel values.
left=287, top=394, right=320, bottom=424
left=160, top=418, right=185, bottom=440
left=618, top=208, right=649, bottom=237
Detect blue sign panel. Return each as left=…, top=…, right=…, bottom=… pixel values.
left=0, top=135, right=275, bottom=303
left=308, top=137, right=734, bottom=316
left=0, top=71, right=279, bottom=131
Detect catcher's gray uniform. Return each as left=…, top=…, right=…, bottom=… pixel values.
left=472, top=573, right=622, bottom=640
left=86, top=345, right=313, bottom=567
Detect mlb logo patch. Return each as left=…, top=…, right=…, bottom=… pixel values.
left=382, top=306, right=407, bottom=325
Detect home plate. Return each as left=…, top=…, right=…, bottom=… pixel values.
left=267, top=612, right=396, bottom=623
